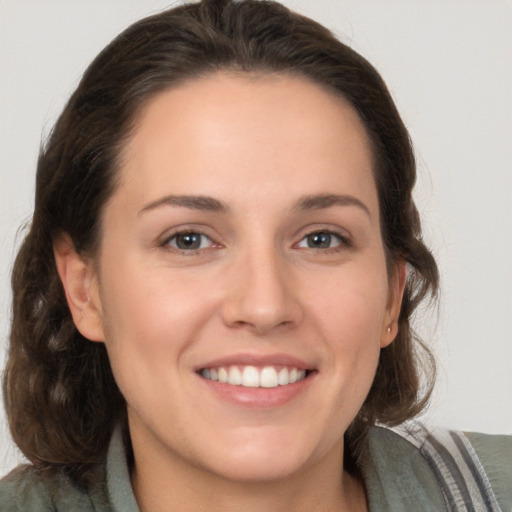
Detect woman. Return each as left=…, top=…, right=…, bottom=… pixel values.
left=1, top=0, right=510, bottom=510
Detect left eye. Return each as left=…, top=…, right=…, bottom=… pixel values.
left=297, top=231, right=344, bottom=249
left=166, top=232, right=214, bottom=251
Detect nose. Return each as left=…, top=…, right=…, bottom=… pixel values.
left=221, top=245, right=303, bottom=335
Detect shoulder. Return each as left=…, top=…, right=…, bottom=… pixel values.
left=365, top=423, right=511, bottom=512
left=0, top=463, right=110, bottom=512
left=464, top=431, right=512, bottom=511
left=0, top=465, right=52, bottom=511
left=362, top=425, right=447, bottom=509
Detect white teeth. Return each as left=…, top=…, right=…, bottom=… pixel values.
left=278, top=367, right=289, bottom=385
left=228, top=366, right=242, bottom=385
left=218, top=367, right=228, bottom=383
left=200, top=365, right=308, bottom=388
left=260, top=366, right=279, bottom=388
left=242, top=366, right=260, bottom=387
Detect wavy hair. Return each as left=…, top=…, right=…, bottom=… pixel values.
left=3, top=0, right=438, bottom=484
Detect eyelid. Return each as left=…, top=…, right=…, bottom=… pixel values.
left=293, top=226, right=352, bottom=251
left=167, top=232, right=213, bottom=250
left=158, top=226, right=222, bottom=254
left=156, top=224, right=353, bottom=255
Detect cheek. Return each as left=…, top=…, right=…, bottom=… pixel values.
left=304, top=264, right=389, bottom=390
left=97, top=258, right=221, bottom=385
left=97, top=270, right=204, bottom=418
left=307, top=267, right=389, bottom=341
left=100, top=253, right=210, bottom=333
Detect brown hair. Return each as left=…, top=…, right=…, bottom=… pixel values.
left=3, top=0, right=438, bottom=484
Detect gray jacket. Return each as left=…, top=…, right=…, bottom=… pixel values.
left=1, top=424, right=510, bottom=511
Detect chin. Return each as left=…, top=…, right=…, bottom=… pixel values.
left=209, top=452, right=310, bottom=483
left=194, top=428, right=326, bottom=483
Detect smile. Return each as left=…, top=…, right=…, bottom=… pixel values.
left=199, top=365, right=308, bottom=388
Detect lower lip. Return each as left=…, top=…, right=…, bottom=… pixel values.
left=198, top=373, right=315, bottom=408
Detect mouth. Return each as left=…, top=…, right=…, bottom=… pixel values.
left=198, top=365, right=311, bottom=388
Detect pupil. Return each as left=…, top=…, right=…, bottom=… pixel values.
left=177, top=233, right=200, bottom=249
left=308, top=232, right=331, bottom=248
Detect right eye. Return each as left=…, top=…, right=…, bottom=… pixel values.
left=164, top=232, right=215, bottom=251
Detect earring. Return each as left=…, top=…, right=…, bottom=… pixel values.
left=387, top=326, right=391, bottom=333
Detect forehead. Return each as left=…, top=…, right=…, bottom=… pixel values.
left=115, top=72, right=377, bottom=214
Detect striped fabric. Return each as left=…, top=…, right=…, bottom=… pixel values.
left=391, top=423, right=503, bottom=512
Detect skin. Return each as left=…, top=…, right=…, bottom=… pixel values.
left=55, top=72, right=405, bottom=512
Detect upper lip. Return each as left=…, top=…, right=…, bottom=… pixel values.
left=195, top=352, right=315, bottom=371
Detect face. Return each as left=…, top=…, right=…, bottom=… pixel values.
left=67, top=73, right=403, bottom=483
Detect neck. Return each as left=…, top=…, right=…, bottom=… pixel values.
left=130, top=430, right=367, bottom=512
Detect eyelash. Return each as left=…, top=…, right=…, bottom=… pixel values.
left=295, top=229, right=351, bottom=252
left=160, top=228, right=351, bottom=255
left=161, top=230, right=217, bottom=254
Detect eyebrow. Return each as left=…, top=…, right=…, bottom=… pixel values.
left=294, top=194, right=371, bottom=218
left=139, top=195, right=228, bottom=215
left=138, top=192, right=370, bottom=218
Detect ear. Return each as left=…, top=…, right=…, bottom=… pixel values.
left=381, top=260, right=407, bottom=348
left=53, top=234, right=105, bottom=342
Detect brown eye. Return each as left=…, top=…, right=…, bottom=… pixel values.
left=167, top=232, right=213, bottom=251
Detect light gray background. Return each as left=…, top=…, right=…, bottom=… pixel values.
left=1, top=0, right=511, bottom=477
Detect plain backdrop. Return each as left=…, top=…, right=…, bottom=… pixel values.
left=1, top=0, right=511, bottom=477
